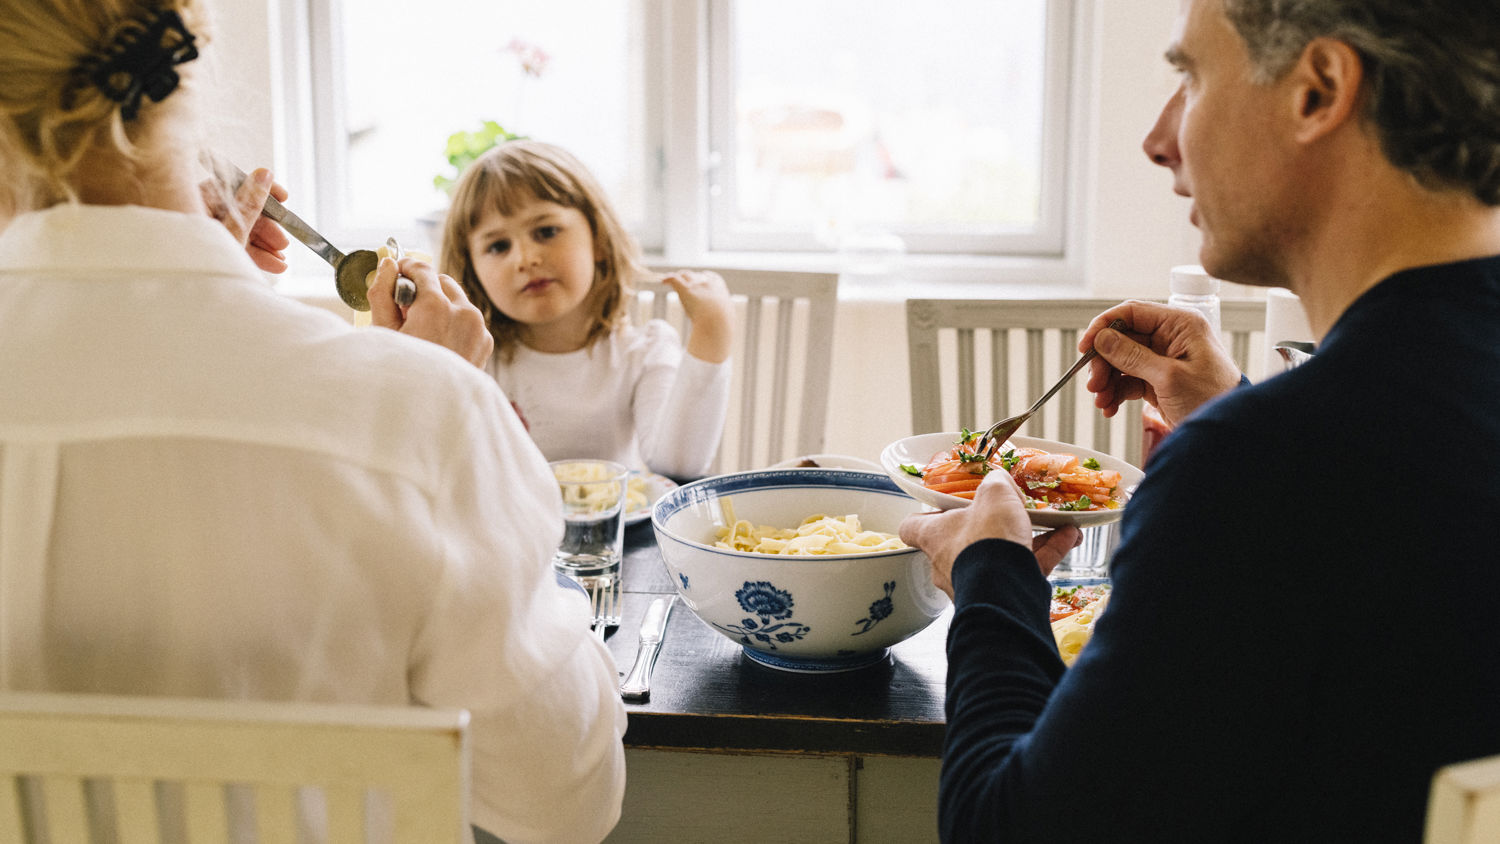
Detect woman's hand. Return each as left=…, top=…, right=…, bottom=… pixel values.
left=662, top=270, right=734, bottom=364
left=200, top=167, right=291, bottom=274
left=1080, top=299, right=1242, bottom=426
left=368, top=256, right=494, bottom=368
left=899, top=470, right=1081, bottom=600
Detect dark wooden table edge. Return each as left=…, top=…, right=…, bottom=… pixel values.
left=622, top=710, right=944, bottom=757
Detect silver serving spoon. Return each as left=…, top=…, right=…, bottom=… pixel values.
left=259, top=194, right=379, bottom=311
left=207, top=155, right=380, bottom=312
left=977, top=318, right=1128, bottom=457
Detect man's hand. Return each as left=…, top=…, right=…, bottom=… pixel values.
left=1080, top=299, right=1242, bottom=426
left=367, top=256, right=494, bottom=368
left=899, top=471, right=1081, bottom=600
left=200, top=167, right=291, bottom=274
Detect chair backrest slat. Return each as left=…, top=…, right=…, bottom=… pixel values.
left=767, top=297, right=797, bottom=460
left=254, top=783, right=299, bottom=842
left=42, top=777, right=92, bottom=842
left=183, top=782, right=231, bottom=844
left=987, top=328, right=1009, bottom=431
left=956, top=328, right=976, bottom=428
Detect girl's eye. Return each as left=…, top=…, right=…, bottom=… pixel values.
left=535, top=225, right=561, bottom=241
left=485, top=238, right=512, bottom=255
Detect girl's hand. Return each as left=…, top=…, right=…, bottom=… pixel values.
left=662, top=270, right=733, bottom=364
left=200, top=167, right=291, bottom=274
left=368, top=256, right=494, bottom=368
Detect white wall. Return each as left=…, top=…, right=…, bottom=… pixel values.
left=202, top=0, right=279, bottom=174
left=1083, top=0, right=1202, bottom=298
left=209, top=0, right=1230, bottom=464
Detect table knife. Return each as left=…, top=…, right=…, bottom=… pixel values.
left=620, top=596, right=675, bottom=700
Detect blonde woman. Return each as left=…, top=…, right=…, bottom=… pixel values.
left=0, top=3, right=625, bottom=841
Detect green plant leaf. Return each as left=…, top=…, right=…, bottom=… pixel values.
left=435, top=120, right=526, bottom=196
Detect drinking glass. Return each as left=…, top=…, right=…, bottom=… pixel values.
left=1050, top=522, right=1119, bottom=579
left=550, top=459, right=628, bottom=625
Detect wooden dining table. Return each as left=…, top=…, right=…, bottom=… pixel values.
left=599, top=519, right=951, bottom=842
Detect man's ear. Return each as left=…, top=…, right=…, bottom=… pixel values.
left=1287, top=36, right=1365, bottom=144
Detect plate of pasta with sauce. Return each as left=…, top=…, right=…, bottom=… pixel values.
left=880, top=431, right=1144, bottom=528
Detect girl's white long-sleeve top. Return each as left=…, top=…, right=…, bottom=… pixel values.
left=487, top=319, right=731, bottom=479
left=0, top=203, right=626, bottom=844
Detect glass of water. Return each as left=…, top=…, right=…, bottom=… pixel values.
left=549, top=459, right=629, bottom=624
left=1050, top=522, right=1119, bottom=580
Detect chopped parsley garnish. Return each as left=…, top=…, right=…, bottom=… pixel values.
left=1026, top=479, right=1059, bottom=490
left=899, top=463, right=923, bottom=477
left=955, top=427, right=980, bottom=445
left=998, top=448, right=1021, bottom=471
left=1056, top=495, right=1094, bottom=512
left=1082, top=457, right=1101, bottom=470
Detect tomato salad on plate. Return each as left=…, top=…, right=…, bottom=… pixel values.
left=901, top=429, right=1126, bottom=513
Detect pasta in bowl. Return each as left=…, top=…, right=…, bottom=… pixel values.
left=651, top=469, right=950, bottom=673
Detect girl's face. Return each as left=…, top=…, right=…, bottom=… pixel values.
left=467, top=192, right=600, bottom=351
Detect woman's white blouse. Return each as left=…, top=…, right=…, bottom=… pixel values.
left=0, top=204, right=625, bottom=844
left=488, top=319, right=731, bottom=479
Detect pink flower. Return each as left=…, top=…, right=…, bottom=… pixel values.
left=505, top=38, right=550, bottom=78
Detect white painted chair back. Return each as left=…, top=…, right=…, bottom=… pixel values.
left=0, top=692, right=470, bottom=843
left=635, top=268, right=839, bottom=473
left=1426, top=754, right=1500, bottom=844
left=905, top=298, right=1267, bottom=467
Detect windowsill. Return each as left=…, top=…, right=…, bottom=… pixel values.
left=647, top=250, right=1090, bottom=302
left=270, top=251, right=1093, bottom=309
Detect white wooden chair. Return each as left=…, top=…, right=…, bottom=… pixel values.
left=0, top=692, right=470, bottom=843
left=635, top=268, right=839, bottom=473
left=905, top=298, right=1267, bottom=467
left=1426, top=754, right=1500, bottom=844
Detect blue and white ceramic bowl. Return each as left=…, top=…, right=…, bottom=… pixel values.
left=651, top=469, right=950, bottom=673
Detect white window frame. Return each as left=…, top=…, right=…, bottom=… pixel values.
left=278, top=0, right=1092, bottom=284
left=701, top=0, right=1077, bottom=257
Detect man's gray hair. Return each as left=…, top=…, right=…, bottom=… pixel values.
left=1223, top=0, right=1500, bottom=205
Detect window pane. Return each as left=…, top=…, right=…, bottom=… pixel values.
left=332, top=0, right=651, bottom=243
left=720, top=0, right=1052, bottom=251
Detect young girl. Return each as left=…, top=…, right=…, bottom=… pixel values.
left=440, top=140, right=734, bottom=480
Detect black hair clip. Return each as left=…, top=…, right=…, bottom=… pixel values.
left=85, top=8, right=199, bottom=120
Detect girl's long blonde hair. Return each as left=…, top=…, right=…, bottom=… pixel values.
left=440, top=139, right=650, bottom=360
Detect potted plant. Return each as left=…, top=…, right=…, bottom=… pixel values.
left=432, top=120, right=524, bottom=196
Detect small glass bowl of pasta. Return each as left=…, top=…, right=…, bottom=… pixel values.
left=651, top=468, right=950, bottom=673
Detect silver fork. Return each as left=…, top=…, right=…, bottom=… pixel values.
left=591, top=577, right=619, bottom=641
left=976, top=317, right=1127, bottom=459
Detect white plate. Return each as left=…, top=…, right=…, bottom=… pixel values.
left=766, top=453, right=883, bottom=472
left=626, top=472, right=678, bottom=526
left=880, top=432, right=1144, bottom=528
